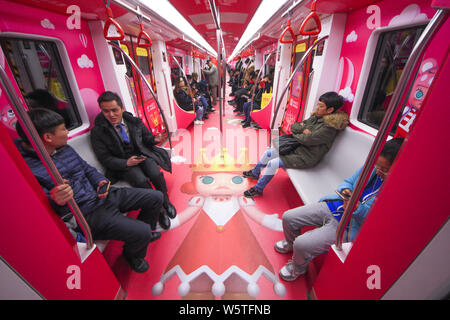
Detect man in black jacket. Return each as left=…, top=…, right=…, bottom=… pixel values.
left=90, top=91, right=176, bottom=230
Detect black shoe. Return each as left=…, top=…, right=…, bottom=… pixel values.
left=124, top=256, right=149, bottom=273
left=150, top=231, right=162, bottom=242
left=164, top=202, right=177, bottom=219
left=242, top=121, right=251, bottom=128
left=241, top=119, right=247, bottom=123
left=158, top=208, right=171, bottom=230
left=243, top=170, right=259, bottom=179
left=244, top=187, right=263, bottom=198
left=251, top=122, right=261, bottom=129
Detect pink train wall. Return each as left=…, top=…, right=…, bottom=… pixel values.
left=334, top=0, right=436, bottom=114
left=0, top=0, right=105, bottom=137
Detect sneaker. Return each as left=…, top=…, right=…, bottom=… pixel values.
left=242, top=122, right=251, bottom=128
left=244, top=186, right=263, bottom=198
left=279, top=260, right=307, bottom=281
left=243, top=170, right=259, bottom=179
left=210, top=108, right=216, bottom=112
left=274, top=240, right=293, bottom=253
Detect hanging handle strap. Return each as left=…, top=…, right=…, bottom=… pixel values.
left=299, top=1, right=322, bottom=36
left=103, top=1, right=125, bottom=41
left=279, top=19, right=295, bottom=44
left=137, top=23, right=152, bottom=47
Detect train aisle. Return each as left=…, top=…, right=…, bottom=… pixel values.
left=102, top=82, right=309, bottom=300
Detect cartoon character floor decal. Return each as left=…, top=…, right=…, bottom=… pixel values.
left=152, top=150, right=286, bottom=299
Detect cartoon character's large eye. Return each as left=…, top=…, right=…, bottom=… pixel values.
left=415, top=89, right=423, bottom=100
left=200, top=176, right=214, bottom=185
left=232, top=176, right=244, bottom=184
left=7, top=109, right=15, bottom=118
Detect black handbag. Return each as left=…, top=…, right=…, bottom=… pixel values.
left=273, top=134, right=300, bottom=155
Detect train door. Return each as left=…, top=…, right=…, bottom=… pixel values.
left=121, top=36, right=166, bottom=141
left=281, top=36, right=316, bottom=134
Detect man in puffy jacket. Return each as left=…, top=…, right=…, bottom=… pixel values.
left=243, top=92, right=348, bottom=197
left=15, top=108, right=163, bottom=273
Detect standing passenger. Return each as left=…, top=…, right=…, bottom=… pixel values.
left=202, top=60, right=219, bottom=106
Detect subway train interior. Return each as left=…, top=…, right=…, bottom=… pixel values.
left=0, top=0, right=449, bottom=301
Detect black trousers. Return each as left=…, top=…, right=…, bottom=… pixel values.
left=85, top=187, right=163, bottom=259
left=118, top=158, right=169, bottom=203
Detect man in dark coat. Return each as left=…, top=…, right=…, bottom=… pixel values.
left=15, top=108, right=163, bottom=273
left=90, top=91, right=175, bottom=230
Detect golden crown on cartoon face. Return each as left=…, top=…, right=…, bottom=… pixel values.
left=191, top=148, right=254, bottom=172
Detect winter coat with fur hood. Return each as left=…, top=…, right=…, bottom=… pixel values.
left=280, top=111, right=349, bottom=169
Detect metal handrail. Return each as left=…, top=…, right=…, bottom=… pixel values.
left=108, top=41, right=172, bottom=150
left=249, top=52, right=274, bottom=110
left=0, top=65, right=94, bottom=249
left=167, top=52, right=194, bottom=98
left=216, top=29, right=223, bottom=132
left=335, top=9, right=448, bottom=250
left=270, top=36, right=329, bottom=144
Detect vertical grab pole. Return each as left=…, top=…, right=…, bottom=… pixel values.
left=216, top=28, right=224, bottom=151
left=222, top=46, right=227, bottom=115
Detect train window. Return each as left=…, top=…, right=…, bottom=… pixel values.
left=0, top=37, right=82, bottom=130
left=135, top=47, right=153, bottom=101
left=357, top=25, right=425, bottom=133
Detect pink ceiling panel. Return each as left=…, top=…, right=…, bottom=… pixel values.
left=170, top=0, right=262, bottom=56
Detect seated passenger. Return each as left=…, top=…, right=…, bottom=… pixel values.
left=15, top=108, right=163, bottom=273
left=173, top=77, right=204, bottom=124
left=191, top=83, right=210, bottom=120
left=231, top=75, right=257, bottom=114
left=241, top=75, right=271, bottom=128
left=276, top=138, right=404, bottom=281
left=90, top=91, right=176, bottom=231
left=243, top=92, right=348, bottom=197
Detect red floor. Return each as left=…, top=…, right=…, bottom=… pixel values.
left=102, top=85, right=309, bottom=300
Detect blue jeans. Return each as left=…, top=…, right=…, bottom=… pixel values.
left=195, top=105, right=204, bottom=120
left=252, top=147, right=285, bottom=192
left=198, top=95, right=209, bottom=109
left=243, top=101, right=252, bottom=123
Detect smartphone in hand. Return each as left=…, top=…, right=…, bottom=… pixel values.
left=336, top=190, right=350, bottom=200
left=97, top=181, right=111, bottom=195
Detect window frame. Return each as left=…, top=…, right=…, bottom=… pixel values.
left=350, top=20, right=429, bottom=136
left=0, top=32, right=90, bottom=136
